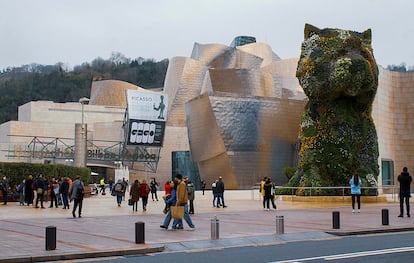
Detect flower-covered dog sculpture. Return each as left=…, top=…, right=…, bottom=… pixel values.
left=294, top=24, right=379, bottom=191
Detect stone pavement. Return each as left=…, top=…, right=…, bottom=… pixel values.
left=0, top=190, right=412, bottom=263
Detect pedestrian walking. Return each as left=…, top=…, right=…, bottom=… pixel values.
left=260, top=177, right=267, bottom=209
left=17, top=179, right=25, bottom=206
left=263, top=177, right=274, bottom=211
left=212, top=180, right=220, bottom=207
left=139, top=179, right=150, bottom=211
left=163, top=180, right=172, bottom=214
left=201, top=180, right=206, bottom=195
left=129, top=179, right=141, bottom=212
left=160, top=180, right=177, bottom=230
left=60, top=177, right=70, bottom=209
left=216, top=176, right=227, bottom=208
left=122, top=177, right=129, bottom=200
left=185, top=177, right=195, bottom=214
left=172, top=173, right=195, bottom=230
left=1, top=176, right=10, bottom=205
left=99, top=177, right=106, bottom=194
left=48, top=178, right=59, bottom=208
left=350, top=174, right=362, bottom=214
left=150, top=178, right=159, bottom=201
left=70, top=175, right=85, bottom=218
left=398, top=167, right=412, bottom=218
left=112, top=179, right=126, bottom=207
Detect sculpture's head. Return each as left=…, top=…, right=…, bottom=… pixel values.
left=296, top=24, right=378, bottom=104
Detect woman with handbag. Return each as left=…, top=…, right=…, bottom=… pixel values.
left=129, top=180, right=141, bottom=212
left=171, top=174, right=195, bottom=230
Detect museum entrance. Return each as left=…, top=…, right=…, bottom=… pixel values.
left=172, top=151, right=200, bottom=189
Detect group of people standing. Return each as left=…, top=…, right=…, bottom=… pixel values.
left=260, top=177, right=277, bottom=211
left=1, top=174, right=84, bottom=218
left=211, top=177, right=226, bottom=208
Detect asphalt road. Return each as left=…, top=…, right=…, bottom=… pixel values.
left=45, top=231, right=414, bottom=263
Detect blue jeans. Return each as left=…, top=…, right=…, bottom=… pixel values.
left=162, top=209, right=173, bottom=228
left=117, top=195, right=122, bottom=205
left=172, top=203, right=195, bottom=229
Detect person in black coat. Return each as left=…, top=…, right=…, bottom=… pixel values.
left=34, top=174, right=46, bottom=208
left=25, top=175, right=34, bottom=206
left=398, top=167, right=412, bottom=218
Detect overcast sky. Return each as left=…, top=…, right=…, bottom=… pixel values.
left=1, top=0, right=412, bottom=70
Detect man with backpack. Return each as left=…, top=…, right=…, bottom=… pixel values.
left=112, top=179, right=126, bottom=207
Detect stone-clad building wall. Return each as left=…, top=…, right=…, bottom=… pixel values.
left=374, top=69, right=414, bottom=181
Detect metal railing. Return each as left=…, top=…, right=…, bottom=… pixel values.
left=252, top=185, right=399, bottom=202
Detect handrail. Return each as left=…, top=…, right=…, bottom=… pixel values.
left=251, top=185, right=399, bottom=202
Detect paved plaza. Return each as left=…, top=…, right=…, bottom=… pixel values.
left=0, top=190, right=412, bottom=262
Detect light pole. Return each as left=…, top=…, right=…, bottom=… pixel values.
left=79, top=97, right=90, bottom=127
left=74, top=97, right=90, bottom=167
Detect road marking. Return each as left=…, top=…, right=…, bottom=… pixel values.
left=269, top=246, right=414, bottom=262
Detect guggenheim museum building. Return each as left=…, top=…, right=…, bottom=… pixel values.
left=0, top=36, right=413, bottom=190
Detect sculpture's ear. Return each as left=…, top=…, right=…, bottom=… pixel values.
left=361, top=29, right=372, bottom=44
left=304, top=24, right=321, bottom=38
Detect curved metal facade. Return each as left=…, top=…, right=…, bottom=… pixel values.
left=169, top=41, right=307, bottom=189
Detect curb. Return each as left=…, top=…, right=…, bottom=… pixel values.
left=0, top=245, right=165, bottom=263
left=326, top=227, right=414, bottom=236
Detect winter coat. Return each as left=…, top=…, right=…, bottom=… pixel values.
left=130, top=182, right=141, bottom=202
left=70, top=179, right=84, bottom=201
left=398, top=172, right=412, bottom=197
left=139, top=183, right=150, bottom=198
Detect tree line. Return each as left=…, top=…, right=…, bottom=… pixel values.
left=0, top=52, right=168, bottom=124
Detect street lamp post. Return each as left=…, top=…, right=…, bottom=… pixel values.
left=79, top=97, right=90, bottom=127
left=74, top=97, right=90, bottom=167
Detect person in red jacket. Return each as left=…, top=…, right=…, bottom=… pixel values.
left=139, top=179, right=150, bottom=211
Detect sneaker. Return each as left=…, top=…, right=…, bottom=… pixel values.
left=187, top=227, right=196, bottom=231
left=223, top=205, right=228, bottom=208
left=160, top=225, right=167, bottom=229
left=357, top=209, right=360, bottom=213
left=398, top=214, right=403, bottom=218
left=352, top=210, right=355, bottom=214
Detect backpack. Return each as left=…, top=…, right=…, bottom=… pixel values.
left=114, top=183, right=123, bottom=192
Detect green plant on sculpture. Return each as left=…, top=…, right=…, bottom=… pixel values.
left=292, top=24, right=379, bottom=195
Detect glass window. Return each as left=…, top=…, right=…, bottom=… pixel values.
left=171, top=151, right=200, bottom=189
left=381, top=159, right=394, bottom=186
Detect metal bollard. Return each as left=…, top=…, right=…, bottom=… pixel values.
left=276, top=215, right=284, bottom=234
left=382, top=209, right=389, bottom=225
left=135, top=222, right=145, bottom=244
left=332, top=211, right=340, bottom=229
left=45, top=226, right=56, bottom=251
left=211, top=216, right=219, bottom=240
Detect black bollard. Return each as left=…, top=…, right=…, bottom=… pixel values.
left=45, top=226, right=56, bottom=250
left=382, top=209, right=389, bottom=225
left=332, top=211, right=340, bottom=229
left=135, top=222, right=145, bottom=244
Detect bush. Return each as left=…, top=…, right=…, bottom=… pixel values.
left=0, top=162, right=90, bottom=189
